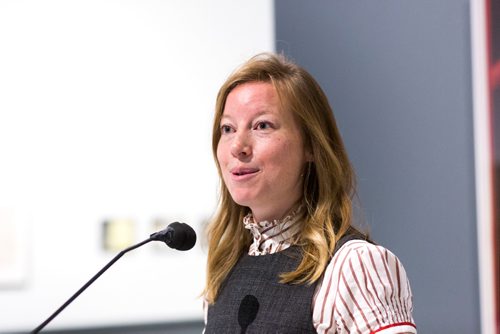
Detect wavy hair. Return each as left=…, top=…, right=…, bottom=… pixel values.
left=204, top=53, right=356, bottom=304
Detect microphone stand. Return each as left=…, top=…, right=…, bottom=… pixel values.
left=32, top=237, right=154, bottom=333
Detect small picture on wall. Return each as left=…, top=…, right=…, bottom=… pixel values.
left=0, top=208, right=29, bottom=289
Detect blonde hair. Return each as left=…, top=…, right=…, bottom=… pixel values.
left=204, top=53, right=356, bottom=304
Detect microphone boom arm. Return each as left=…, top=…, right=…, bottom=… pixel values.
left=32, top=237, right=155, bottom=333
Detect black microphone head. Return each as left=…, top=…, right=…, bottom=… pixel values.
left=150, top=222, right=197, bottom=251
left=238, top=294, right=259, bottom=330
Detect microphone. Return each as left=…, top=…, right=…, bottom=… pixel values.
left=150, top=222, right=197, bottom=250
left=238, top=294, right=259, bottom=334
left=32, top=222, right=196, bottom=333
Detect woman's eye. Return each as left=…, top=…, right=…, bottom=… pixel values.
left=255, top=121, right=272, bottom=130
left=220, top=125, right=233, bottom=134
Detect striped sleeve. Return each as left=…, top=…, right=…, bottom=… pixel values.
left=312, top=240, right=416, bottom=334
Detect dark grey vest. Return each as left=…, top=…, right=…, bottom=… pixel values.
left=205, top=231, right=367, bottom=334
left=205, top=246, right=316, bottom=334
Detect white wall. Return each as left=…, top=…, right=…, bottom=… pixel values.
left=0, top=1, right=274, bottom=332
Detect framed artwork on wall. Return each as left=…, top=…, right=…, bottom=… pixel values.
left=472, top=0, right=500, bottom=333
left=0, top=208, right=29, bottom=288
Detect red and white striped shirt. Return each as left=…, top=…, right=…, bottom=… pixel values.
left=204, top=212, right=417, bottom=334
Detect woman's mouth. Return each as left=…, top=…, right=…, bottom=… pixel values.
left=230, top=167, right=260, bottom=178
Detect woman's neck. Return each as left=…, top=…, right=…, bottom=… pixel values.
left=250, top=201, right=302, bottom=223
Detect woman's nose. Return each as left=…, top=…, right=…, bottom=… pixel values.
left=230, top=132, right=252, bottom=158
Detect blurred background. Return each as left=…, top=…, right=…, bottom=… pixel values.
left=0, top=0, right=494, bottom=333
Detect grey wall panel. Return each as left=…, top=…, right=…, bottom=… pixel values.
left=275, top=1, right=479, bottom=332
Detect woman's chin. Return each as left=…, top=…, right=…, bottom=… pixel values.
left=230, top=194, right=258, bottom=209
left=231, top=198, right=254, bottom=208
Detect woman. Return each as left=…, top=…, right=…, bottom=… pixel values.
left=203, top=53, right=416, bottom=334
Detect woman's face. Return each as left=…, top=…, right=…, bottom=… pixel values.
left=216, top=82, right=309, bottom=222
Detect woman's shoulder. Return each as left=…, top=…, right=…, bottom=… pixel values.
left=330, top=238, right=408, bottom=278
left=334, top=237, right=399, bottom=259
left=313, top=239, right=416, bottom=333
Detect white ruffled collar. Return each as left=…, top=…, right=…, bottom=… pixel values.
left=243, top=206, right=303, bottom=256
